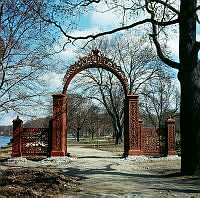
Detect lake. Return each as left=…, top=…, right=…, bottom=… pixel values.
left=0, top=136, right=11, bottom=147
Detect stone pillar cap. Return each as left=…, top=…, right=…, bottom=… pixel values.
left=167, top=117, right=175, bottom=123
left=12, top=116, right=23, bottom=122
left=52, top=94, right=66, bottom=97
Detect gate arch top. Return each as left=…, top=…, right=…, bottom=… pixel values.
left=62, top=49, right=128, bottom=95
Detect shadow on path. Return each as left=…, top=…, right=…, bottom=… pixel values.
left=60, top=161, right=200, bottom=195
left=78, top=156, right=121, bottom=159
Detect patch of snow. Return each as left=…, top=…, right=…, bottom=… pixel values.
left=126, top=155, right=180, bottom=162
left=40, top=156, right=72, bottom=165
left=126, top=156, right=150, bottom=161
left=7, top=157, right=29, bottom=163
left=5, top=156, right=73, bottom=167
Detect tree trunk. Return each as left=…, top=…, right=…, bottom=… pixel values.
left=179, top=69, right=200, bottom=175
left=180, top=68, right=200, bottom=175
left=115, top=128, right=122, bottom=145
left=77, top=128, right=80, bottom=142
left=115, top=133, right=120, bottom=145
left=179, top=0, right=199, bottom=175
left=91, top=131, right=94, bottom=139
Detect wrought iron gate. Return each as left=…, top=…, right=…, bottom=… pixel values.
left=21, top=128, right=50, bottom=156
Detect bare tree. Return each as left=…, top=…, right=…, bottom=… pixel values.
left=68, top=68, right=124, bottom=144
left=97, top=112, right=114, bottom=138
left=68, top=94, right=92, bottom=141
left=85, top=105, right=100, bottom=139
left=71, top=34, right=161, bottom=144
left=0, top=1, right=57, bottom=118
left=141, top=69, right=180, bottom=129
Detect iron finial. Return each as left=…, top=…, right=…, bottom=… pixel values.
left=92, top=48, right=100, bottom=56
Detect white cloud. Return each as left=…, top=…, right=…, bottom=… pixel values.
left=39, top=71, right=65, bottom=91
left=91, top=9, right=118, bottom=27
left=0, top=112, right=27, bottom=126
left=166, top=29, right=200, bottom=61
left=172, top=72, right=180, bottom=89
left=89, top=1, right=150, bottom=29
left=90, top=2, right=123, bottom=27
left=197, top=34, right=200, bottom=41
left=0, top=114, right=15, bottom=126
left=70, top=28, right=100, bottom=37
left=54, top=28, right=100, bottom=60
left=167, top=36, right=179, bottom=60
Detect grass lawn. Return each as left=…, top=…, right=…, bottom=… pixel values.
left=68, top=138, right=124, bottom=153
left=0, top=145, right=12, bottom=159
left=0, top=144, right=12, bottom=152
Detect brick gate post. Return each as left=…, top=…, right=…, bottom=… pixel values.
left=166, top=118, right=176, bottom=155
left=11, top=116, right=23, bottom=157
left=139, top=119, right=143, bottom=154
left=51, top=94, right=67, bottom=156
left=124, top=95, right=141, bottom=156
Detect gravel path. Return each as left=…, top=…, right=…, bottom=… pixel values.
left=63, top=146, right=200, bottom=198
left=1, top=146, right=200, bottom=198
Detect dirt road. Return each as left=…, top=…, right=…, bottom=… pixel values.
left=0, top=146, right=200, bottom=197
left=60, top=146, right=200, bottom=198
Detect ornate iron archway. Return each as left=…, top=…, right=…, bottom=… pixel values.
left=50, top=49, right=140, bottom=157
left=63, top=49, right=128, bottom=95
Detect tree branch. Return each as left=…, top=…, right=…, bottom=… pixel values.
left=197, top=13, right=200, bottom=24
left=37, top=10, right=179, bottom=44
left=0, top=71, right=35, bottom=99
left=194, top=5, right=200, bottom=12
left=81, top=0, right=101, bottom=6
left=0, top=4, right=3, bottom=23
left=196, top=41, right=200, bottom=52
left=0, top=65, right=5, bottom=89
left=0, top=37, right=5, bottom=60
left=150, top=31, right=180, bottom=69
left=0, top=36, right=6, bottom=90
left=144, top=0, right=180, bottom=69
left=150, top=15, right=180, bottom=68
left=149, top=0, right=180, bottom=15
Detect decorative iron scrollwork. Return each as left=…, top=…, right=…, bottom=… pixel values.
left=63, top=49, right=128, bottom=94
left=142, top=128, right=161, bottom=154
left=21, top=128, right=49, bottom=155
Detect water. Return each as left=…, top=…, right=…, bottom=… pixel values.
left=0, top=136, right=105, bottom=148
left=0, top=136, right=11, bottom=147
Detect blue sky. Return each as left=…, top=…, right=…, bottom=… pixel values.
left=0, top=2, right=200, bottom=126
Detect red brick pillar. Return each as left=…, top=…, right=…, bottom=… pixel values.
left=11, top=116, right=23, bottom=157
left=167, top=118, right=176, bottom=155
left=124, top=95, right=141, bottom=156
left=48, top=119, right=53, bottom=156
left=139, top=119, right=143, bottom=154
left=51, top=94, right=67, bottom=156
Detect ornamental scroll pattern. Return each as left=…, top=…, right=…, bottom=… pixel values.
left=12, top=126, right=21, bottom=156
left=129, top=101, right=139, bottom=150
left=53, top=98, right=66, bottom=117
left=168, top=125, right=175, bottom=151
left=53, top=96, right=66, bottom=151
left=142, top=128, right=161, bottom=154
left=12, top=118, right=23, bottom=157
left=63, top=49, right=128, bottom=94
left=21, top=128, right=49, bottom=156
